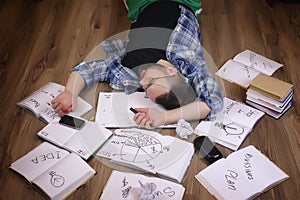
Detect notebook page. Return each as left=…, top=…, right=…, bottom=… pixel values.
left=17, top=82, right=92, bottom=123
left=195, top=118, right=251, bottom=151
left=10, top=142, right=69, bottom=182
left=64, top=121, right=112, bottom=160
left=97, top=128, right=192, bottom=174
left=195, top=158, right=258, bottom=200
left=100, top=170, right=185, bottom=200
left=37, top=119, right=77, bottom=147
left=216, top=59, right=260, bottom=89
left=157, top=143, right=194, bottom=183
left=226, top=145, right=289, bottom=192
left=222, top=97, right=264, bottom=128
left=32, top=153, right=95, bottom=200
left=96, top=92, right=135, bottom=127
left=233, top=50, right=283, bottom=76
left=96, top=92, right=175, bottom=128
left=17, top=82, right=64, bottom=122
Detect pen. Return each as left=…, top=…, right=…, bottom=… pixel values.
left=130, top=107, right=138, bottom=114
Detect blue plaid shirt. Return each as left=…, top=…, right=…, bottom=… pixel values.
left=72, top=5, right=223, bottom=120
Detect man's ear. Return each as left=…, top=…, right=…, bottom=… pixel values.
left=157, top=59, right=178, bottom=75
left=166, top=66, right=178, bottom=76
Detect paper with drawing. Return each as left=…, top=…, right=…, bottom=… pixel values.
left=97, top=128, right=192, bottom=173
left=10, top=142, right=96, bottom=200
left=195, top=97, right=264, bottom=150
left=216, top=50, right=282, bottom=88
left=100, top=170, right=185, bottom=200
left=10, top=142, right=70, bottom=182
left=17, top=82, right=92, bottom=123
left=195, top=145, right=289, bottom=200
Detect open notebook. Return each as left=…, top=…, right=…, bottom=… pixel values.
left=17, top=82, right=92, bottom=123
left=10, top=142, right=96, bottom=200
left=195, top=97, right=264, bottom=151
left=97, top=128, right=194, bottom=183
left=100, top=170, right=185, bottom=200
left=96, top=92, right=175, bottom=128
left=37, top=119, right=113, bottom=160
left=195, top=145, right=289, bottom=200
left=216, top=50, right=282, bottom=89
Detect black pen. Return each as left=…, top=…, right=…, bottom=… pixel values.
left=130, top=107, right=138, bottom=114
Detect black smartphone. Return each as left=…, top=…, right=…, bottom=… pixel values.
left=59, top=115, right=86, bottom=130
left=194, top=136, right=223, bottom=165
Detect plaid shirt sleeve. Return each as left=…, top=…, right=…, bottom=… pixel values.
left=70, top=58, right=117, bottom=90
left=71, top=38, right=140, bottom=93
left=167, top=5, right=224, bottom=120
left=100, top=39, right=128, bottom=58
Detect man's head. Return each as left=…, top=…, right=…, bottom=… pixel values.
left=137, top=62, right=196, bottom=110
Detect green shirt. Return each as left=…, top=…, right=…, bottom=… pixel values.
left=123, top=0, right=202, bottom=22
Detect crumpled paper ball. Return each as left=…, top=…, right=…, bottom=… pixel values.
left=176, top=119, right=193, bottom=139
left=138, top=180, right=157, bottom=200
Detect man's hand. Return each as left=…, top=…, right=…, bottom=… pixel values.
left=51, top=90, right=77, bottom=116
left=133, top=108, right=166, bottom=129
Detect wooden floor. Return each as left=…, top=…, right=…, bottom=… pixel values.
left=1, top=0, right=300, bottom=199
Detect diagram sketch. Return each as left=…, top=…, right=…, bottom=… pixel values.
left=97, top=128, right=193, bottom=173
left=121, top=133, right=163, bottom=163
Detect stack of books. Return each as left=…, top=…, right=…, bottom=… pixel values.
left=246, top=74, right=294, bottom=119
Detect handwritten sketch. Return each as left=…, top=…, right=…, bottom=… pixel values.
left=235, top=50, right=282, bottom=75
left=222, top=97, right=264, bottom=128
left=243, top=153, right=254, bottom=180
left=214, top=122, right=245, bottom=139
left=31, top=150, right=63, bottom=164
left=249, top=51, right=274, bottom=71
left=49, top=171, right=65, bottom=188
left=97, top=128, right=192, bottom=173
left=195, top=145, right=289, bottom=200
left=208, top=118, right=250, bottom=149
left=225, top=169, right=239, bottom=191
left=195, top=97, right=264, bottom=151
left=17, top=82, right=92, bottom=123
left=100, top=170, right=185, bottom=200
left=121, top=133, right=162, bottom=163
left=216, top=59, right=260, bottom=88
left=216, top=50, right=282, bottom=88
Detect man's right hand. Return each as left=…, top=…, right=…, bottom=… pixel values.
left=51, top=90, right=77, bottom=117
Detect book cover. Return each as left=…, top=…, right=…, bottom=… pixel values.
left=249, top=74, right=294, bottom=101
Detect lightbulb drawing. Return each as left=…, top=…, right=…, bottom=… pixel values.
left=49, top=171, right=65, bottom=188
left=214, top=122, right=244, bottom=139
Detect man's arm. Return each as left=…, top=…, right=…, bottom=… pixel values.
left=164, top=101, right=211, bottom=124
left=133, top=101, right=210, bottom=129
left=51, top=72, right=86, bottom=116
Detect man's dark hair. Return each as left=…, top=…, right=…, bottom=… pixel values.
left=155, top=78, right=196, bottom=110
left=133, top=62, right=196, bottom=109
left=155, top=90, right=180, bottom=110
